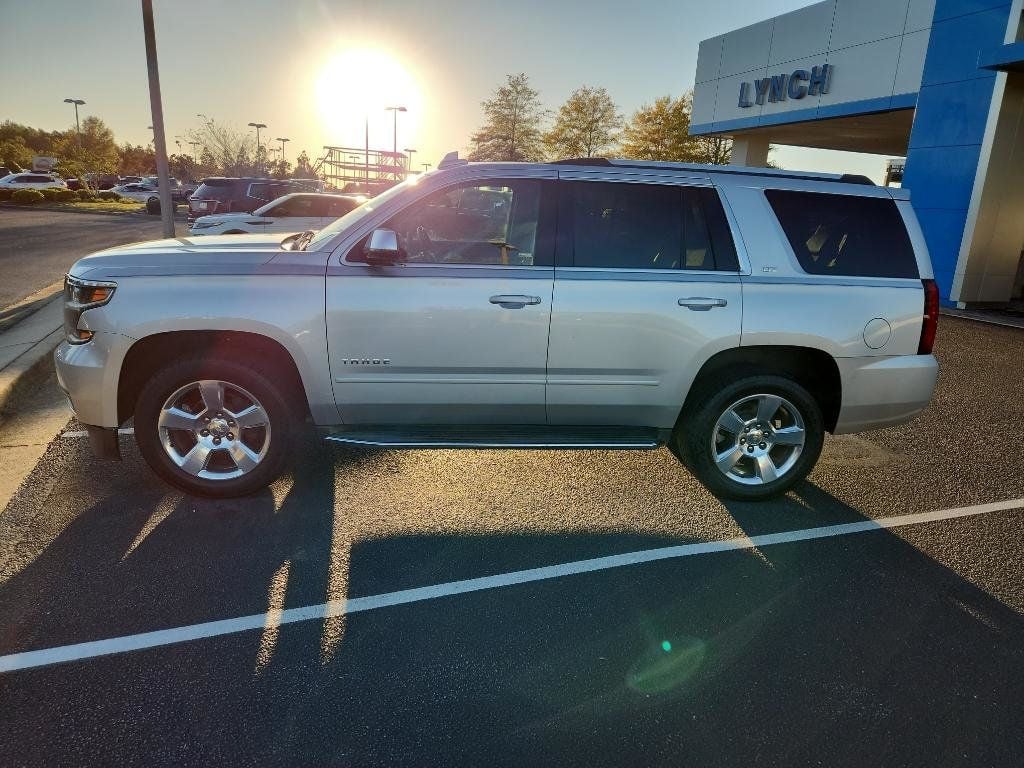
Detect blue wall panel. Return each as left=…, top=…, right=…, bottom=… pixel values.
left=921, top=8, right=1007, bottom=86
left=901, top=0, right=1012, bottom=304
left=909, top=78, right=999, bottom=148
left=933, top=0, right=1010, bottom=22
left=903, top=145, right=986, bottom=209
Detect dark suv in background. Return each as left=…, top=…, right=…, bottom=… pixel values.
left=187, top=177, right=324, bottom=224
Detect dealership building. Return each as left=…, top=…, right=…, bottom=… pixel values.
left=690, top=0, right=1024, bottom=307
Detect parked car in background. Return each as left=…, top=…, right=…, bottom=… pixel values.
left=187, top=177, right=325, bottom=224
left=110, top=183, right=157, bottom=203
left=0, top=173, right=67, bottom=190
left=189, top=192, right=364, bottom=236
left=143, top=176, right=190, bottom=202
left=0, top=166, right=12, bottom=179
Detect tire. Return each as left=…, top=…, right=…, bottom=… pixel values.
left=134, top=357, right=296, bottom=498
left=673, top=374, right=824, bottom=501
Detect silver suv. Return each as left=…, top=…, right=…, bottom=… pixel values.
left=55, top=157, right=939, bottom=501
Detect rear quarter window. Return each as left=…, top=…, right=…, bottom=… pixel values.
left=765, top=189, right=918, bottom=279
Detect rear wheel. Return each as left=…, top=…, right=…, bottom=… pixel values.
left=135, top=358, right=295, bottom=497
left=674, top=374, right=824, bottom=500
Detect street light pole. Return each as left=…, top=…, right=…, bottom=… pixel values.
left=63, top=98, right=85, bottom=147
left=364, top=114, right=369, bottom=188
left=385, top=106, right=407, bottom=176
left=421, top=163, right=431, bottom=172
left=276, top=137, right=289, bottom=164
left=140, top=0, right=174, bottom=238
left=248, top=122, right=266, bottom=173
left=403, top=147, right=416, bottom=178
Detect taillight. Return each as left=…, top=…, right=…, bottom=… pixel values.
left=918, top=278, right=939, bottom=354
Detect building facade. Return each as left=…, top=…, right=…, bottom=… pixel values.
left=691, top=0, right=1024, bottom=307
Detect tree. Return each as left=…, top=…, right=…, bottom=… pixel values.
left=119, top=143, right=156, bottom=175
left=268, top=158, right=292, bottom=179
left=0, top=136, right=34, bottom=170
left=293, top=150, right=314, bottom=178
left=169, top=153, right=200, bottom=182
left=469, top=73, right=546, bottom=162
left=188, top=119, right=255, bottom=176
left=619, top=92, right=732, bottom=164
left=544, top=86, right=622, bottom=159
left=620, top=95, right=693, bottom=161
left=53, top=115, right=120, bottom=181
left=692, top=135, right=732, bottom=165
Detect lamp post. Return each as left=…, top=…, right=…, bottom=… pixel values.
left=140, top=0, right=174, bottom=237
left=385, top=106, right=407, bottom=172
left=276, top=137, right=289, bottom=164
left=403, top=147, right=416, bottom=178
left=188, top=140, right=200, bottom=161
left=248, top=122, right=266, bottom=172
left=421, top=163, right=431, bottom=172
left=63, top=98, right=85, bottom=146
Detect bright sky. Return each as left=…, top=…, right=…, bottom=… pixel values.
left=0, top=0, right=889, bottom=181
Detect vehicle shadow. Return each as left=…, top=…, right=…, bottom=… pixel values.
left=0, top=449, right=1022, bottom=767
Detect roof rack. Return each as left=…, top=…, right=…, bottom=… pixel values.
left=550, top=157, right=874, bottom=186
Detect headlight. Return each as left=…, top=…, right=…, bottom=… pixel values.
left=191, top=221, right=219, bottom=229
left=64, top=274, right=116, bottom=344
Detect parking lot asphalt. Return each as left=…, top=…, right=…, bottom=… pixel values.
left=0, top=317, right=1022, bottom=766
left=0, top=208, right=185, bottom=311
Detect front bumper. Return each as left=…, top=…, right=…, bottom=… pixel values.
left=833, top=354, right=939, bottom=434
left=54, top=333, right=132, bottom=429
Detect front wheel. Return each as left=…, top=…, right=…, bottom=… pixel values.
left=135, top=358, right=295, bottom=497
left=674, top=374, right=824, bottom=501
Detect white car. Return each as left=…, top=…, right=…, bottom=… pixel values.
left=189, top=192, right=363, bottom=236
left=0, top=173, right=67, bottom=190
left=111, top=183, right=158, bottom=203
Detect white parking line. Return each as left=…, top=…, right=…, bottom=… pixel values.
left=60, top=428, right=135, bottom=438
left=1, top=497, right=1021, bottom=674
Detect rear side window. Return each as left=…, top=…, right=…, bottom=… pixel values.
left=765, top=189, right=917, bottom=278
left=564, top=182, right=739, bottom=271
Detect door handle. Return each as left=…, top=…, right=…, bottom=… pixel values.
left=490, top=294, right=542, bottom=309
left=678, top=296, right=728, bottom=311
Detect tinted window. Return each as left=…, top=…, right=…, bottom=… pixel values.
left=325, top=197, right=358, bottom=217
left=363, top=180, right=545, bottom=266
left=566, top=182, right=737, bottom=271
left=271, top=196, right=315, bottom=217
left=699, top=188, right=740, bottom=271
left=765, top=189, right=917, bottom=278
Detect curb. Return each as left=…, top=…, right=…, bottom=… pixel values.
left=940, top=308, right=1024, bottom=331
left=0, top=328, right=63, bottom=417
left=0, top=281, right=64, bottom=335
left=0, top=202, right=187, bottom=220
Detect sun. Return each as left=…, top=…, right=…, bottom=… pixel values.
left=315, top=48, right=422, bottom=150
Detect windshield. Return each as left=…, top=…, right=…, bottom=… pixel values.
left=304, top=179, right=419, bottom=250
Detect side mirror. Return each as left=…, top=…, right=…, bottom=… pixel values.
left=364, top=228, right=401, bottom=265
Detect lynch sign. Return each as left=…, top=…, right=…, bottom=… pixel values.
left=738, top=64, right=832, bottom=107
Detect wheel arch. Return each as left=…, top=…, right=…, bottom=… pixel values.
left=680, top=345, right=842, bottom=433
left=117, top=330, right=311, bottom=424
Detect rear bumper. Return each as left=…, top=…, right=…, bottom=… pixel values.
left=833, top=354, right=939, bottom=434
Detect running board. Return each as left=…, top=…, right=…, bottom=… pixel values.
left=323, top=426, right=665, bottom=450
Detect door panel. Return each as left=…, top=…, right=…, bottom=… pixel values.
left=327, top=176, right=556, bottom=425
left=546, top=177, right=744, bottom=428
left=547, top=271, right=741, bottom=427
left=328, top=269, right=552, bottom=423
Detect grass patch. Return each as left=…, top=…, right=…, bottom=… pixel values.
left=52, top=201, right=144, bottom=213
